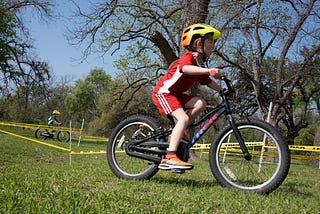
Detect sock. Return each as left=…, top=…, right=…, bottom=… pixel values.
left=166, top=151, right=176, bottom=159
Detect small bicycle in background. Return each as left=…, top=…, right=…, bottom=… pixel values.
left=107, top=77, right=291, bottom=194
left=35, top=125, right=70, bottom=142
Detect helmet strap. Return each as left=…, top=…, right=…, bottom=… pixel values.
left=188, top=37, right=208, bottom=66
left=200, top=38, right=208, bottom=63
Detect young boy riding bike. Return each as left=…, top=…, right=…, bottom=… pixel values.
left=152, top=23, right=224, bottom=170
left=48, top=110, right=62, bottom=126
left=45, top=110, right=62, bottom=136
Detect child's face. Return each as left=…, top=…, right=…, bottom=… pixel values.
left=203, top=38, right=214, bottom=57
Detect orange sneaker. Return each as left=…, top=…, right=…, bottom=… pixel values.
left=158, top=156, right=193, bottom=170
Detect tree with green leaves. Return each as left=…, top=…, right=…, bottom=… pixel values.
left=64, top=68, right=111, bottom=126
left=0, top=0, right=55, bottom=95
left=0, top=77, right=72, bottom=123
left=0, top=0, right=59, bottom=122
left=88, top=78, right=157, bottom=135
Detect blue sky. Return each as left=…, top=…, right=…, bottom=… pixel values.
left=25, top=1, right=119, bottom=82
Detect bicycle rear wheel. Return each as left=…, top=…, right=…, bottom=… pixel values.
left=35, top=128, right=48, bottom=140
left=107, top=115, right=164, bottom=180
left=209, top=118, right=290, bottom=194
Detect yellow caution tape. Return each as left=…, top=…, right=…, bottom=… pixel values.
left=290, top=153, right=320, bottom=160
left=288, top=145, right=320, bottom=152
left=0, top=128, right=106, bottom=155
left=80, top=136, right=108, bottom=142
left=0, top=129, right=70, bottom=152
left=1, top=123, right=319, bottom=160
left=70, top=150, right=106, bottom=155
left=192, top=143, right=320, bottom=153
left=0, top=121, right=81, bottom=132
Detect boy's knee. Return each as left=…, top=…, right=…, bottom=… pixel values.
left=178, top=114, right=190, bottom=126
left=196, top=98, right=207, bottom=111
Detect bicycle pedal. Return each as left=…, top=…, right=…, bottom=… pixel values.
left=171, top=168, right=185, bottom=174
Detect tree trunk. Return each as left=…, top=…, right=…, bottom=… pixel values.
left=182, top=0, right=210, bottom=160
left=150, top=31, right=178, bottom=67
left=182, top=0, right=210, bottom=26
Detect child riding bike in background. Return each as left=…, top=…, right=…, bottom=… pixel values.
left=152, top=23, right=224, bottom=171
left=48, top=110, right=62, bottom=126
left=44, top=110, right=62, bottom=136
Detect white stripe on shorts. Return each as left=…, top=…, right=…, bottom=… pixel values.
left=156, top=94, right=172, bottom=115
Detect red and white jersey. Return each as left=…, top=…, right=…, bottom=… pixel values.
left=153, top=51, right=212, bottom=96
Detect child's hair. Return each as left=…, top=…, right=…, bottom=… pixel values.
left=188, top=33, right=214, bottom=51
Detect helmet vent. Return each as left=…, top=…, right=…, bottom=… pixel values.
left=184, top=28, right=191, bottom=33
left=194, top=26, right=205, bottom=30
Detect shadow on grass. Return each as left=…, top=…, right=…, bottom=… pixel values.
left=152, top=174, right=219, bottom=188
left=279, top=181, right=315, bottom=198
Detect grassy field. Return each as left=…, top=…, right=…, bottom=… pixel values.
left=0, top=127, right=319, bottom=213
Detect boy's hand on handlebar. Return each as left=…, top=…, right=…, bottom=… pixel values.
left=209, top=68, right=224, bottom=79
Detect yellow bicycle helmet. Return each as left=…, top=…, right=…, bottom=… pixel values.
left=181, top=23, right=221, bottom=48
left=52, top=110, right=60, bottom=115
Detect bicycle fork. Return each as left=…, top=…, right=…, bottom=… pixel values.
left=227, top=115, right=252, bottom=161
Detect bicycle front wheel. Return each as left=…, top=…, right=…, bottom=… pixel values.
left=57, top=130, right=70, bottom=142
left=107, top=115, right=164, bottom=180
left=209, top=118, right=290, bottom=194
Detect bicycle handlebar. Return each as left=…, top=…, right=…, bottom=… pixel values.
left=221, top=77, right=235, bottom=97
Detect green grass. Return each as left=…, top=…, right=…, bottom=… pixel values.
left=0, top=127, right=319, bottom=213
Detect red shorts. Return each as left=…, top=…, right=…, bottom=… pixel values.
left=152, top=93, right=193, bottom=116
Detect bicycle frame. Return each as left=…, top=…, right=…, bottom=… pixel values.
left=186, top=98, right=251, bottom=160
left=186, top=103, right=228, bottom=148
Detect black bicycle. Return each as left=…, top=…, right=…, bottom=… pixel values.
left=107, top=78, right=290, bottom=194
